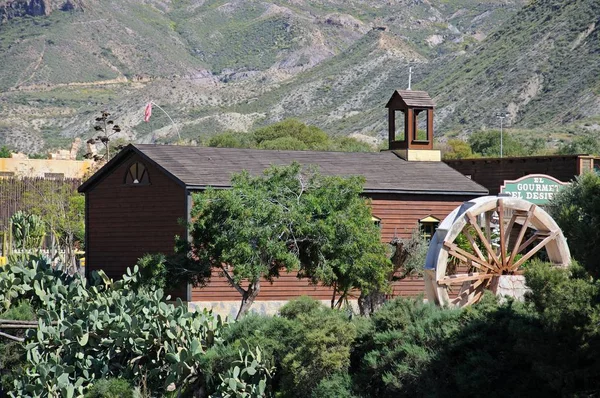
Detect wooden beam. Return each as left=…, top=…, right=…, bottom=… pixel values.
left=444, top=242, right=497, bottom=273
left=507, top=204, right=536, bottom=267
left=0, top=331, right=24, bottom=342
left=517, top=231, right=550, bottom=254
left=484, top=212, right=492, bottom=243
left=464, top=228, right=488, bottom=263
left=498, top=199, right=507, bottom=268
left=438, top=272, right=493, bottom=286
left=466, top=212, right=501, bottom=267
left=503, top=213, right=518, bottom=250
left=510, top=231, right=559, bottom=271
left=450, top=277, right=488, bottom=306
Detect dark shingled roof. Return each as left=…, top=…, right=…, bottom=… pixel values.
left=393, top=90, right=435, bottom=108
left=79, top=144, right=487, bottom=195
left=396, top=90, right=435, bottom=108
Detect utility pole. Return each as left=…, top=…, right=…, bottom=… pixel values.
left=496, top=112, right=506, bottom=158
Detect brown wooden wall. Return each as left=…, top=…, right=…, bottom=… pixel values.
left=444, top=156, right=580, bottom=195
left=190, top=270, right=426, bottom=302
left=370, top=194, right=475, bottom=241
left=86, top=153, right=187, bottom=297
left=190, top=194, right=476, bottom=302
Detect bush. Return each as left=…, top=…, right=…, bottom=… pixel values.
left=223, top=298, right=357, bottom=398
left=310, top=372, right=356, bottom=398
left=0, top=301, right=35, bottom=393
left=84, top=378, right=133, bottom=398
left=135, top=253, right=168, bottom=290
left=352, top=297, right=464, bottom=397
left=548, top=172, right=600, bottom=278
left=278, top=296, right=324, bottom=319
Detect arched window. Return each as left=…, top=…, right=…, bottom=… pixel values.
left=125, top=162, right=150, bottom=185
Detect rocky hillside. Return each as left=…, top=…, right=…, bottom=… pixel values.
left=423, top=0, right=600, bottom=136
left=0, top=0, right=82, bottom=21
left=0, top=0, right=533, bottom=152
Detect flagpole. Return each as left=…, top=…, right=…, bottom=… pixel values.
left=148, top=101, right=182, bottom=142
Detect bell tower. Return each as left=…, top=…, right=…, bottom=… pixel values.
left=385, top=89, right=441, bottom=161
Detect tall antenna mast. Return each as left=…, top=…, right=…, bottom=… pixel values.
left=407, top=67, right=413, bottom=90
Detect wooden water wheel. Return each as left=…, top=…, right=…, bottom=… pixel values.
left=424, top=196, right=570, bottom=307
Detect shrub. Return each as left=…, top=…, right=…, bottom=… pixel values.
left=352, top=297, right=464, bottom=397
left=135, top=253, right=168, bottom=290
left=0, top=301, right=35, bottom=393
left=310, top=372, right=356, bottom=398
left=223, top=298, right=357, bottom=398
left=278, top=296, right=324, bottom=319
left=84, top=378, right=133, bottom=398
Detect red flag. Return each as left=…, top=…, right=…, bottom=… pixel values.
left=144, top=102, right=152, bottom=122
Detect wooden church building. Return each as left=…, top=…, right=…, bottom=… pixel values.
left=79, top=90, right=487, bottom=314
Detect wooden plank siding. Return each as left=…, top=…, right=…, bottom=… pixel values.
left=190, top=194, right=475, bottom=302
left=445, top=156, right=580, bottom=195
left=85, top=153, right=187, bottom=298
left=370, top=194, right=474, bottom=241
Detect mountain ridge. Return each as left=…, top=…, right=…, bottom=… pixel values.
left=9, top=0, right=595, bottom=154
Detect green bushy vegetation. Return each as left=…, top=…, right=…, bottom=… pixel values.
left=0, top=145, right=11, bottom=158
left=3, top=152, right=600, bottom=397
left=548, top=172, right=600, bottom=277
left=0, top=254, right=272, bottom=397
left=2, top=255, right=600, bottom=396
left=205, top=119, right=375, bottom=152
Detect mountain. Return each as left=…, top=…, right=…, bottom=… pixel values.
left=422, top=0, right=600, bottom=136
left=0, top=0, right=528, bottom=153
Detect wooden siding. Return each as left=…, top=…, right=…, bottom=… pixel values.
left=445, top=157, right=580, bottom=195
left=370, top=194, right=474, bottom=242
left=190, top=270, right=426, bottom=302
left=86, top=152, right=187, bottom=297
left=191, top=194, right=476, bottom=302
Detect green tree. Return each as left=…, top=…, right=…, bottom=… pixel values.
left=557, top=134, right=600, bottom=155
left=547, top=172, right=600, bottom=277
left=442, top=139, right=476, bottom=159
left=0, top=146, right=11, bottom=158
left=23, top=181, right=85, bottom=272
left=253, top=119, right=329, bottom=150
left=177, top=163, right=391, bottom=318
left=205, top=120, right=376, bottom=152
left=468, top=130, right=527, bottom=157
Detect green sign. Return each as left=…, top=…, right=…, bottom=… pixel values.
left=500, top=174, right=569, bottom=205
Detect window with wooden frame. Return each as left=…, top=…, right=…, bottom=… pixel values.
left=124, top=162, right=150, bottom=185
left=419, top=215, right=440, bottom=241
left=372, top=215, right=382, bottom=229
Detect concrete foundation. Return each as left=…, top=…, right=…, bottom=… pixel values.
left=189, top=299, right=359, bottom=319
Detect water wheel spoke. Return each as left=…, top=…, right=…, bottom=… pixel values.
left=507, top=204, right=536, bottom=268
left=450, top=277, right=489, bottom=306
left=504, top=212, right=519, bottom=248
left=517, top=230, right=552, bottom=254
left=484, top=211, right=492, bottom=243
left=464, top=227, right=488, bottom=263
left=510, top=230, right=559, bottom=271
left=464, top=286, right=487, bottom=306
left=438, top=272, right=494, bottom=286
left=498, top=200, right=507, bottom=267
left=465, top=212, right=501, bottom=267
left=443, top=242, right=498, bottom=273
